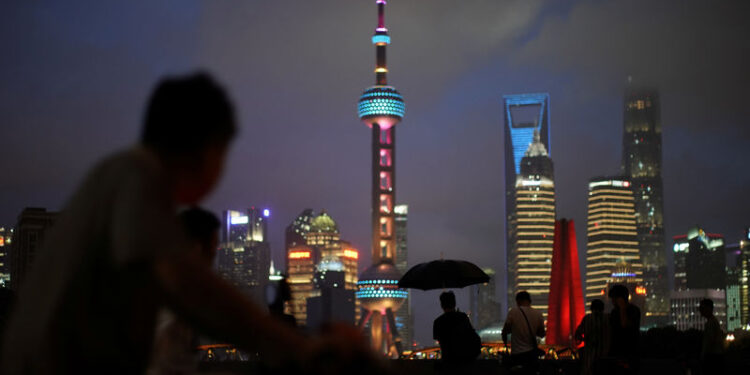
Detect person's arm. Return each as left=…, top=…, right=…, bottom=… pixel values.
left=536, top=313, right=546, bottom=338
left=501, top=315, right=511, bottom=345
left=574, top=315, right=586, bottom=343
left=153, top=252, right=311, bottom=364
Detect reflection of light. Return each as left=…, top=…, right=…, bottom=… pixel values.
left=343, top=249, right=359, bottom=259
left=635, top=286, right=647, bottom=295
left=289, top=251, right=311, bottom=259
left=230, top=216, right=249, bottom=225
left=263, top=209, right=270, bottom=217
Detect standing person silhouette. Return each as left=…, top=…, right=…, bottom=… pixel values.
left=699, top=298, right=725, bottom=375
left=1, top=72, right=371, bottom=374
left=607, top=284, right=640, bottom=374
left=502, top=291, right=545, bottom=374
left=433, top=291, right=481, bottom=368
left=575, top=299, right=610, bottom=375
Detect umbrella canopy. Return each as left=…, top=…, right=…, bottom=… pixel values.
left=398, top=259, right=490, bottom=290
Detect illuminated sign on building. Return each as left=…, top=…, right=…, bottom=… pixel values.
left=289, top=251, right=311, bottom=259
left=230, top=216, right=249, bottom=225
left=636, top=286, right=647, bottom=295
left=343, top=249, right=359, bottom=259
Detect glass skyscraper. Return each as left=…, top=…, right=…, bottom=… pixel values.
left=621, top=89, right=668, bottom=324
left=508, top=131, right=555, bottom=318
left=503, top=93, right=551, bottom=308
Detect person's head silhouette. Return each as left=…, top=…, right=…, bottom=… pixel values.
left=440, top=291, right=456, bottom=312
left=590, top=299, right=604, bottom=313
left=142, top=72, right=236, bottom=204
left=699, top=298, right=714, bottom=318
left=608, top=284, right=630, bottom=308
left=515, top=291, right=532, bottom=307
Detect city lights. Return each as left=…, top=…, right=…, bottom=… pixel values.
left=343, top=249, right=359, bottom=259
left=289, top=251, right=311, bottom=259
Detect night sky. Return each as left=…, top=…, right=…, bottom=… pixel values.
left=2, top=0, right=749, bottom=346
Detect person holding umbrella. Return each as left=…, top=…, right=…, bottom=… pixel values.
left=433, top=291, right=481, bottom=366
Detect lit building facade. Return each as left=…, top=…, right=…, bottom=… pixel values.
left=216, top=208, right=271, bottom=305
left=9, top=207, right=57, bottom=291
left=0, top=227, right=13, bottom=287
left=470, top=268, right=502, bottom=330
left=287, top=245, right=318, bottom=326
left=356, top=0, right=408, bottom=355
left=503, top=93, right=551, bottom=307
left=285, top=209, right=313, bottom=271
left=394, top=204, right=413, bottom=347
left=621, top=89, right=668, bottom=324
left=308, top=268, right=356, bottom=329
left=585, top=178, right=643, bottom=302
left=508, top=131, right=555, bottom=318
left=670, top=289, right=726, bottom=331
left=672, top=227, right=725, bottom=291
left=739, top=228, right=750, bottom=327
left=547, top=219, right=585, bottom=346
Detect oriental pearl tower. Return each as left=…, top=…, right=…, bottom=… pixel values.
left=355, top=0, right=408, bottom=356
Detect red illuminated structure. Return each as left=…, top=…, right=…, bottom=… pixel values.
left=355, top=0, right=408, bottom=356
left=547, top=219, right=585, bottom=347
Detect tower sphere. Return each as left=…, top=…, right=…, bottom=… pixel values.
left=358, top=85, right=405, bottom=129
left=355, top=260, right=406, bottom=314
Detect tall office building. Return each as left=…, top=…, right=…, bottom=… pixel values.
left=287, top=245, right=319, bottom=325
left=307, top=267, right=356, bottom=329
left=547, top=219, right=585, bottom=346
left=508, top=131, right=555, bottom=318
left=216, top=208, right=271, bottom=304
left=9, top=207, right=57, bottom=291
left=0, top=227, right=13, bottom=287
left=503, top=93, right=551, bottom=307
left=585, top=178, right=643, bottom=302
left=621, top=89, right=668, bottom=323
left=470, top=268, right=502, bottom=330
left=393, top=204, right=413, bottom=347
left=285, top=210, right=360, bottom=326
left=355, top=0, right=408, bottom=355
left=672, top=227, right=725, bottom=290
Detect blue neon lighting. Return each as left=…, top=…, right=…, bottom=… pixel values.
left=371, top=35, right=391, bottom=44
left=358, top=86, right=405, bottom=119
left=611, top=272, right=636, bottom=278
left=503, top=93, right=550, bottom=175
left=355, top=289, right=409, bottom=299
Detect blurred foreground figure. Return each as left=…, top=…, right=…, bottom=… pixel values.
left=607, top=284, right=640, bottom=374
left=575, top=299, right=609, bottom=375
left=148, top=207, right=220, bottom=374
left=699, top=298, right=725, bottom=375
left=1, top=73, right=373, bottom=374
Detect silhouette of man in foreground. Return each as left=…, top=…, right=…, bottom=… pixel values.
left=575, top=299, right=610, bottom=375
left=607, top=284, right=640, bottom=374
left=502, top=291, right=545, bottom=374
left=1, top=73, right=371, bottom=374
left=433, top=291, right=480, bottom=365
left=699, top=298, right=725, bottom=375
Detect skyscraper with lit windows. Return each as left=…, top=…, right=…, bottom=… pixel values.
left=508, top=131, right=555, bottom=318
left=622, top=89, right=668, bottom=324
left=585, top=177, right=643, bottom=302
left=503, top=93, right=551, bottom=307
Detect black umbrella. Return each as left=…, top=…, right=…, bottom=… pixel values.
left=398, top=259, right=490, bottom=290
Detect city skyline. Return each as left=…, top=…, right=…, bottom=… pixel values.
left=1, top=1, right=749, bottom=346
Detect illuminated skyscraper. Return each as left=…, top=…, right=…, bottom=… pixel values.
left=738, top=228, right=750, bottom=326
left=0, top=227, right=13, bottom=287
left=285, top=209, right=312, bottom=273
left=356, top=0, right=408, bottom=355
left=287, top=245, right=318, bottom=325
left=216, top=208, right=271, bottom=304
left=621, top=89, right=668, bottom=323
left=585, top=177, right=643, bottom=302
left=508, top=131, right=555, bottom=318
left=393, top=204, right=413, bottom=347
left=503, top=93, right=551, bottom=307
